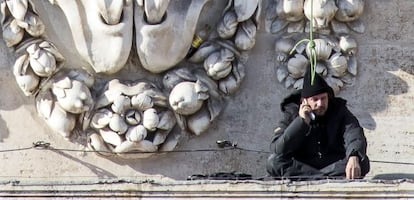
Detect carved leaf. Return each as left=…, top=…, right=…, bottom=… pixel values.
left=97, top=0, right=124, bottom=25
left=287, top=20, right=305, bottom=33
left=347, top=55, right=358, bottom=76
left=276, top=66, right=288, bottom=83
left=5, top=0, right=28, bottom=21
left=270, top=18, right=289, bottom=33
left=347, top=19, right=365, bottom=33
left=293, top=78, right=304, bottom=90
left=2, top=19, right=24, bottom=47
left=234, top=0, right=259, bottom=22
left=331, top=20, right=350, bottom=35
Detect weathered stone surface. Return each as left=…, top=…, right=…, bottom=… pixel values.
left=0, top=0, right=413, bottom=185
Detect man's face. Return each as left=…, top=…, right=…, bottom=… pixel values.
left=305, top=92, right=329, bottom=116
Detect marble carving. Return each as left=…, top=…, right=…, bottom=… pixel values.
left=266, top=0, right=365, bottom=94
left=0, top=0, right=260, bottom=158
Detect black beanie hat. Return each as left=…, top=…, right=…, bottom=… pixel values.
left=301, top=68, right=333, bottom=98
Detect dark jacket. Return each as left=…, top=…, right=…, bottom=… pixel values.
left=270, top=90, right=368, bottom=169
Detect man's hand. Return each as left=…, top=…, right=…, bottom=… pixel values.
left=346, top=156, right=361, bottom=179
left=299, top=99, right=312, bottom=124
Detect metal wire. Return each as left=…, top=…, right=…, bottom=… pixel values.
left=1, top=140, right=414, bottom=167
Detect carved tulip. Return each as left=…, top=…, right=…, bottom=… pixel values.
left=217, top=10, right=238, bottom=39
left=204, top=48, right=234, bottom=80
left=19, top=11, right=45, bottom=37
left=52, top=78, right=93, bottom=114
left=188, top=42, right=221, bottom=63
left=27, top=43, right=57, bottom=77
left=235, top=19, right=257, bottom=51
left=219, top=61, right=245, bottom=95
left=13, top=54, right=39, bottom=96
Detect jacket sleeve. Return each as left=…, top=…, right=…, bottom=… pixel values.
left=270, top=116, right=310, bottom=156
left=342, top=107, right=368, bottom=161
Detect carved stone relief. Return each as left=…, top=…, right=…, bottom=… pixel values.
left=265, top=0, right=365, bottom=94
left=0, top=0, right=261, bottom=158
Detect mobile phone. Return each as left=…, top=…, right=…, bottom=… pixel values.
left=307, top=111, right=315, bottom=121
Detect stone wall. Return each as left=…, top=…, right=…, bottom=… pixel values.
left=0, top=0, right=413, bottom=182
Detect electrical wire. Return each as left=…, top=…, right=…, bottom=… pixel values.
left=1, top=140, right=414, bottom=166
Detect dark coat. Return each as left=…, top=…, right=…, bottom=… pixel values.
left=270, top=90, right=368, bottom=170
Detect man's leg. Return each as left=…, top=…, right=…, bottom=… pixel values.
left=266, top=154, right=325, bottom=179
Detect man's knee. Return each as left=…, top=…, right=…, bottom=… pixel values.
left=266, top=154, right=292, bottom=177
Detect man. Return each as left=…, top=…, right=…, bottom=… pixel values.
left=266, top=70, right=370, bottom=180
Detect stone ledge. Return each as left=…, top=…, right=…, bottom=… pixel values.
left=1, top=179, right=413, bottom=199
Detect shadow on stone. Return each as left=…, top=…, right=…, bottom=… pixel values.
left=50, top=148, right=117, bottom=179
left=0, top=116, right=8, bottom=142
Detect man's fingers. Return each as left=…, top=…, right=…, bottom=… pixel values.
left=352, top=168, right=356, bottom=179
left=303, top=99, right=308, bottom=104
left=347, top=166, right=361, bottom=179
left=355, top=167, right=361, bottom=178
left=346, top=167, right=351, bottom=179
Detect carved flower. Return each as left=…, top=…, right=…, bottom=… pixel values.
left=276, top=0, right=305, bottom=22
left=204, top=48, right=235, bottom=80
left=13, top=54, right=40, bottom=96
left=306, top=38, right=332, bottom=61
left=304, top=0, right=338, bottom=28
left=327, top=53, right=348, bottom=77
left=2, top=19, right=24, bottom=47
left=287, top=54, right=308, bottom=78
left=235, top=19, right=257, bottom=50
left=217, top=10, right=238, bottom=39
left=335, top=0, right=364, bottom=22
left=26, top=41, right=63, bottom=77
left=169, top=81, right=209, bottom=115
left=52, top=77, right=93, bottom=114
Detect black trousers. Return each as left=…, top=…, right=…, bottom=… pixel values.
left=266, top=153, right=370, bottom=180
